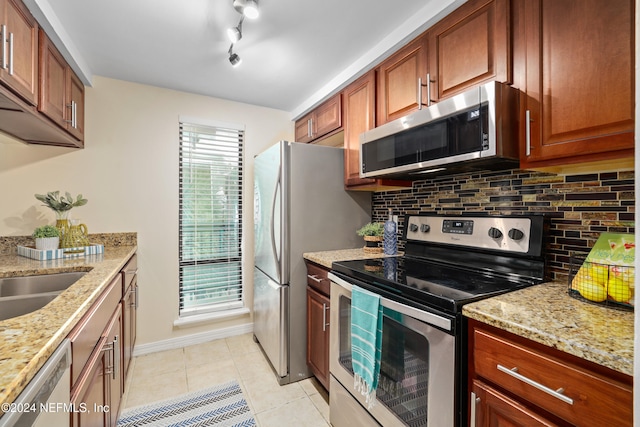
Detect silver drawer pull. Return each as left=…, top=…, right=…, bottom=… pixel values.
left=497, top=364, right=574, bottom=405
left=307, top=274, right=323, bottom=283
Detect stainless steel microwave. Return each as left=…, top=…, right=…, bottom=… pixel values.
left=359, top=81, right=519, bottom=179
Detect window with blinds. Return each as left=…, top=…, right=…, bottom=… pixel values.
left=179, top=120, right=244, bottom=316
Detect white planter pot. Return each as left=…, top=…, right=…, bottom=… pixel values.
left=35, top=236, right=60, bottom=251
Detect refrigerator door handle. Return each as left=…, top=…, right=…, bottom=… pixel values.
left=270, top=168, right=282, bottom=283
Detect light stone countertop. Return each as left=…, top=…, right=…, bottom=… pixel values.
left=463, top=281, right=634, bottom=376
left=303, top=248, right=398, bottom=269
left=0, top=245, right=137, bottom=412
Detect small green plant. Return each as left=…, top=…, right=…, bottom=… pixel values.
left=356, top=222, right=384, bottom=237
left=35, top=191, right=88, bottom=213
left=32, top=225, right=61, bottom=239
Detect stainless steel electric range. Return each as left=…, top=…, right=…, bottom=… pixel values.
left=328, top=213, right=547, bottom=427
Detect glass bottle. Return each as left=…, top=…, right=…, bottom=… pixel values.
left=383, top=208, right=397, bottom=255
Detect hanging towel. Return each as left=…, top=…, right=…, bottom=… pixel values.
left=351, top=285, right=383, bottom=409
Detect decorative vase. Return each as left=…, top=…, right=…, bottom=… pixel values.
left=363, top=235, right=383, bottom=254
left=35, top=236, right=59, bottom=251
left=383, top=208, right=397, bottom=255
left=54, top=210, right=70, bottom=237
left=60, top=220, right=90, bottom=249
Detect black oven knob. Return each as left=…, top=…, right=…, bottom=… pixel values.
left=488, top=227, right=503, bottom=239
left=420, top=224, right=430, bottom=233
left=508, top=228, right=525, bottom=241
left=409, top=223, right=419, bottom=232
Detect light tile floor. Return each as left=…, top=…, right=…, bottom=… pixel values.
left=121, top=333, right=330, bottom=426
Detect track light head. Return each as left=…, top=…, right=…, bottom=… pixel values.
left=228, top=45, right=242, bottom=67
left=243, top=0, right=259, bottom=19
left=226, top=17, right=244, bottom=43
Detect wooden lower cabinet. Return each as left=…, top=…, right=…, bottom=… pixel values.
left=69, top=252, right=138, bottom=427
left=305, top=261, right=331, bottom=389
left=70, top=336, right=108, bottom=427
left=472, top=380, right=561, bottom=427
left=468, top=319, right=633, bottom=427
left=307, top=286, right=330, bottom=389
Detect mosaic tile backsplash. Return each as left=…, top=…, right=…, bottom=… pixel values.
left=371, top=169, right=635, bottom=281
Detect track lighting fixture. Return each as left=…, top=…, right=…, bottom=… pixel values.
left=228, top=45, right=241, bottom=67
left=226, top=0, right=259, bottom=67
left=227, top=16, right=244, bottom=43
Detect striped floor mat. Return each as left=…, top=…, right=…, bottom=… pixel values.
left=117, top=380, right=256, bottom=427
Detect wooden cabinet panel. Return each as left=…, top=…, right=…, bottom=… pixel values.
left=306, top=261, right=331, bottom=295
left=306, top=285, right=329, bottom=389
left=0, top=0, right=37, bottom=105
left=376, top=34, right=428, bottom=125
left=519, top=0, right=634, bottom=166
left=471, top=322, right=632, bottom=427
left=429, top=0, right=511, bottom=100
left=343, top=71, right=411, bottom=191
left=294, top=93, right=342, bottom=143
left=38, top=29, right=66, bottom=128
left=71, top=336, right=108, bottom=427
left=38, top=30, right=84, bottom=142
left=121, top=276, right=137, bottom=388
left=68, top=274, right=122, bottom=386
left=104, top=309, right=122, bottom=427
left=472, top=380, right=561, bottom=427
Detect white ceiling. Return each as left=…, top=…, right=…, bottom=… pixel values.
left=23, top=0, right=465, bottom=117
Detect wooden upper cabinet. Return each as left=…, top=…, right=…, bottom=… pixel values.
left=294, top=93, right=342, bottom=143
left=518, top=0, right=634, bottom=167
left=344, top=70, right=411, bottom=191
left=38, top=30, right=85, bottom=142
left=0, top=0, right=38, bottom=105
left=428, top=0, right=511, bottom=101
left=376, top=33, right=428, bottom=126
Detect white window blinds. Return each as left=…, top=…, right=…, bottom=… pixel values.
left=179, top=120, right=244, bottom=316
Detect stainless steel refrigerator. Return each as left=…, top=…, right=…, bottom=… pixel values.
left=253, top=141, right=371, bottom=385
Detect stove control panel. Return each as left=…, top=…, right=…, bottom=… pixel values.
left=405, top=215, right=534, bottom=254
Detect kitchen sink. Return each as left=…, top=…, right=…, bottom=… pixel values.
left=0, top=271, right=86, bottom=297
left=0, top=293, right=61, bottom=320
left=0, top=272, right=86, bottom=320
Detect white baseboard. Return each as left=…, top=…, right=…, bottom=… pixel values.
left=132, top=322, right=254, bottom=357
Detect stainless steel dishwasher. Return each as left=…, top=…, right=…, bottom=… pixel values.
left=0, top=339, right=71, bottom=427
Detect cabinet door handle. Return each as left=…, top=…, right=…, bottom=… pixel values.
left=470, top=391, right=480, bottom=427
left=525, top=110, right=531, bottom=156
left=426, top=73, right=433, bottom=107
left=322, top=303, right=330, bottom=332
left=417, top=77, right=423, bottom=110
left=113, top=335, right=119, bottom=380
left=307, top=274, right=323, bottom=283
left=72, top=100, right=77, bottom=129
left=497, top=364, right=574, bottom=405
left=7, top=31, right=12, bottom=76
left=1, top=25, right=6, bottom=70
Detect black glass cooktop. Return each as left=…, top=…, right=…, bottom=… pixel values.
left=331, top=255, right=543, bottom=313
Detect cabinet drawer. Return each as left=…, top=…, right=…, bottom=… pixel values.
left=121, top=253, right=137, bottom=291
left=306, top=262, right=330, bottom=295
left=68, top=274, right=122, bottom=386
left=473, top=328, right=632, bottom=427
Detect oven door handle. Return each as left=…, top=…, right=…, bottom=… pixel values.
left=328, top=272, right=452, bottom=332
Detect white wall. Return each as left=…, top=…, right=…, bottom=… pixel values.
left=0, top=76, right=293, bottom=345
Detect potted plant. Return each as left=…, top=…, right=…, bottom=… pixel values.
left=357, top=222, right=384, bottom=254
left=32, top=225, right=61, bottom=251
left=35, top=191, right=88, bottom=234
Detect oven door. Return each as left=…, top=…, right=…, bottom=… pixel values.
left=329, top=273, right=456, bottom=427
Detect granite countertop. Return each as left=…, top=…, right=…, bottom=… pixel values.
left=463, top=281, right=634, bottom=376
left=303, top=248, right=398, bottom=269
left=0, top=245, right=137, bottom=411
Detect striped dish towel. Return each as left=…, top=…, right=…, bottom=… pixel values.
left=351, top=285, right=383, bottom=409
